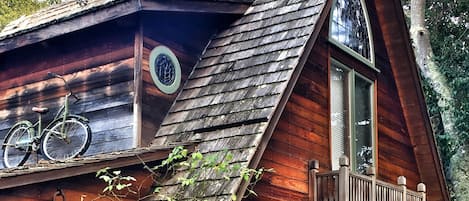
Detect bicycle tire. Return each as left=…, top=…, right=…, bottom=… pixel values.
left=41, top=117, right=91, bottom=161
left=2, top=121, right=34, bottom=168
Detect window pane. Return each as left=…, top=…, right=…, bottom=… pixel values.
left=354, top=76, right=373, bottom=173
left=331, top=0, right=372, bottom=60
left=330, top=66, right=349, bottom=170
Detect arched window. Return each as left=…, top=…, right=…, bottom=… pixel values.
left=329, top=0, right=376, bottom=173
left=330, top=0, right=374, bottom=64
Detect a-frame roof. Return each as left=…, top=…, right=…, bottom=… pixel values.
left=152, top=0, right=329, bottom=199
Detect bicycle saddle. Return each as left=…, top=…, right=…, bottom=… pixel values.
left=32, top=107, right=49, bottom=114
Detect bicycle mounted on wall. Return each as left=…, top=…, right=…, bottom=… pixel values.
left=2, top=72, right=92, bottom=168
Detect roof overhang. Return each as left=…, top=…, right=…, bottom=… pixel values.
left=374, top=0, right=449, bottom=200
left=0, top=144, right=194, bottom=190
left=0, top=0, right=251, bottom=54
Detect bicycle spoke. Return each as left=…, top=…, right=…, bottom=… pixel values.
left=42, top=119, right=91, bottom=161
left=3, top=124, right=32, bottom=168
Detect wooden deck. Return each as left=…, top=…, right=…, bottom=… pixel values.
left=310, top=157, right=426, bottom=201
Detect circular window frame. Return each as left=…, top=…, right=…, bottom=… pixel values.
left=149, top=45, right=181, bottom=94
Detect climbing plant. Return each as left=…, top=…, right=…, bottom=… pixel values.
left=96, top=146, right=272, bottom=201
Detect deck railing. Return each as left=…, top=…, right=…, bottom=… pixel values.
left=309, top=156, right=426, bottom=201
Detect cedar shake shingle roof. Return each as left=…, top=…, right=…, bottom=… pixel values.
left=152, top=0, right=327, bottom=199
left=0, top=0, right=125, bottom=40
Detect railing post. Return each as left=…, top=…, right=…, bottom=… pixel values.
left=398, top=176, right=407, bottom=201
left=366, top=166, right=376, bottom=201
left=417, top=183, right=426, bottom=201
left=339, top=155, right=349, bottom=201
left=309, top=160, right=320, bottom=201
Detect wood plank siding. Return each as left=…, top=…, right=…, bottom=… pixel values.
left=0, top=19, right=136, bottom=168
left=249, top=7, right=421, bottom=200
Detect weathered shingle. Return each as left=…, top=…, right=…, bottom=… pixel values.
left=0, top=0, right=125, bottom=40
left=153, top=0, right=327, bottom=199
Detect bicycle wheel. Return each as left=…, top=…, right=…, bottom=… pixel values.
left=41, top=117, right=91, bottom=161
left=3, top=122, right=33, bottom=168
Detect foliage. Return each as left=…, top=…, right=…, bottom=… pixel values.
left=97, top=146, right=272, bottom=201
left=425, top=2, right=469, bottom=200
left=0, top=0, right=60, bottom=30
left=96, top=167, right=137, bottom=199
left=403, top=0, right=469, bottom=200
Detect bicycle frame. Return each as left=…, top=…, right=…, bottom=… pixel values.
left=6, top=83, right=88, bottom=152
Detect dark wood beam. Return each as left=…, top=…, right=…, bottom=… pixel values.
left=0, top=144, right=194, bottom=190
left=141, top=0, right=250, bottom=14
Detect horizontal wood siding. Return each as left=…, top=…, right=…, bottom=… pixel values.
left=251, top=9, right=421, bottom=200
left=0, top=20, right=136, bottom=168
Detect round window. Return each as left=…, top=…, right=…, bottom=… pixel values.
left=149, top=46, right=181, bottom=94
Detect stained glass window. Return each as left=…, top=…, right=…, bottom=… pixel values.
left=331, top=0, right=373, bottom=62
left=155, top=54, right=176, bottom=86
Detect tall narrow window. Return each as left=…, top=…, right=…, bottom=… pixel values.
left=353, top=75, right=374, bottom=173
left=330, top=66, right=350, bottom=170
left=330, top=0, right=373, bottom=64
left=330, top=61, right=375, bottom=173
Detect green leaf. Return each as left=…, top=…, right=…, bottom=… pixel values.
left=116, top=183, right=125, bottom=190
left=225, top=152, right=233, bottom=162
left=153, top=187, right=162, bottom=193
left=99, top=175, right=111, bottom=183
left=123, top=176, right=136, bottom=181
left=231, top=194, right=237, bottom=201
left=112, top=170, right=121, bottom=175
left=103, top=185, right=113, bottom=193
left=192, top=152, right=203, bottom=160
left=96, top=167, right=110, bottom=177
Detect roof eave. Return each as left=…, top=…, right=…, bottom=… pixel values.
left=0, top=0, right=250, bottom=54
left=0, top=144, right=195, bottom=190
left=374, top=0, right=450, bottom=200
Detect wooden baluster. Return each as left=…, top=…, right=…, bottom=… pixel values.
left=398, top=176, right=407, bottom=201
left=309, top=160, right=320, bottom=201
left=417, top=183, right=426, bottom=201
left=339, top=155, right=349, bottom=201
left=366, top=166, right=376, bottom=201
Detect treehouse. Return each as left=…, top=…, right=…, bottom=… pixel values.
left=0, top=0, right=449, bottom=201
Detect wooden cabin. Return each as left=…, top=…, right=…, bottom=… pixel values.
left=0, top=0, right=449, bottom=201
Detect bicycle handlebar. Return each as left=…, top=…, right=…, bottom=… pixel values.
left=48, top=72, right=80, bottom=103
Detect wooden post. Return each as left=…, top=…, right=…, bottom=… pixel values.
left=339, top=155, right=349, bottom=201
left=417, top=183, right=426, bottom=201
left=309, top=160, right=320, bottom=201
left=398, top=176, right=407, bottom=201
left=366, top=166, right=376, bottom=201
left=133, top=19, right=143, bottom=147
